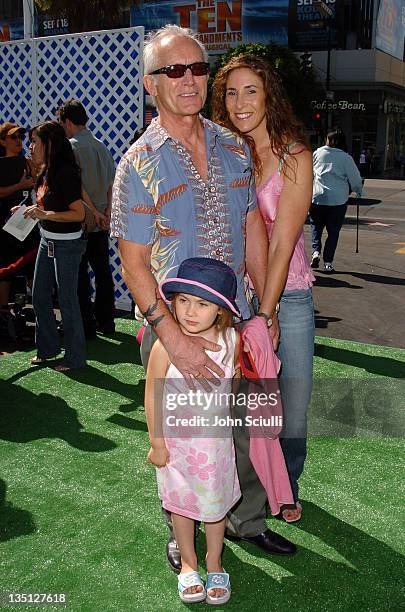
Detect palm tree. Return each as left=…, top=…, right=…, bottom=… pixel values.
left=34, top=0, right=131, bottom=33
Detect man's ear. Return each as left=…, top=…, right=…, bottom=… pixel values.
left=144, top=74, right=157, bottom=97
left=61, top=118, right=73, bottom=137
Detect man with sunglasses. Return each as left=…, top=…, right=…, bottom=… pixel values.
left=111, top=24, right=296, bottom=572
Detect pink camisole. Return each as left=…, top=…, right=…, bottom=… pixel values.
left=257, top=170, right=315, bottom=291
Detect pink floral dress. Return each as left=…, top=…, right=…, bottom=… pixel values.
left=156, top=328, right=241, bottom=522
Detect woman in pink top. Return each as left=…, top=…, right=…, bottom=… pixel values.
left=212, top=54, right=314, bottom=522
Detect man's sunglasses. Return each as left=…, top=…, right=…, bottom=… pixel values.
left=7, top=133, right=24, bottom=140
left=149, top=62, right=210, bottom=79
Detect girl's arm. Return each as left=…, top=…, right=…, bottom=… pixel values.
left=259, top=147, right=313, bottom=321
left=145, top=339, right=171, bottom=467
left=24, top=199, right=85, bottom=223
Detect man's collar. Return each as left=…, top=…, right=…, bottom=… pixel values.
left=146, top=116, right=220, bottom=152
left=70, top=127, right=90, bottom=140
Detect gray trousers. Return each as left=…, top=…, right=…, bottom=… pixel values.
left=141, top=324, right=268, bottom=537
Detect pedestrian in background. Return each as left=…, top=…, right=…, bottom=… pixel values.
left=0, top=123, right=36, bottom=309
left=359, top=149, right=368, bottom=177
left=25, top=121, right=86, bottom=371
left=310, top=129, right=363, bottom=273
left=58, top=100, right=116, bottom=338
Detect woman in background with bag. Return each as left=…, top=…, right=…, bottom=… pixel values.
left=24, top=121, right=86, bottom=370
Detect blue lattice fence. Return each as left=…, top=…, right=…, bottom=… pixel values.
left=0, top=40, right=35, bottom=139
left=0, top=27, right=144, bottom=308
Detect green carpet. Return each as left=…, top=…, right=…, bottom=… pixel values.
left=0, top=319, right=404, bottom=611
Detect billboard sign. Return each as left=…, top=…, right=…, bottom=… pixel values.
left=130, top=0, right=288, bottom=55
left=376, top=0, right=405, bottom=61
left=0, top=19, right=24, bottom=42
left=288, top=0, right=337, bottom=51
left=35, top=15, right=70, bottom=37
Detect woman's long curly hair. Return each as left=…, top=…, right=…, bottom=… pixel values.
left=30, top=121, right=80, bottom=192
left=211, top=54, right=308, bottom=179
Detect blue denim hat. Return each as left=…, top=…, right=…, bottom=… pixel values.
left=159, top=257, right=240, bottom=317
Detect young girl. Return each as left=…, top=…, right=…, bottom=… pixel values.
left=145, top=257, right=241, bottom=605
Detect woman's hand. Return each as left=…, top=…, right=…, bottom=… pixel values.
left=147, top=445, right=169, bottom=467
left=23, top=205, right=47, bottom=220
left=18, top=171, right=34, bottom=191
left=10, top=205, right=21, bottom=215
left=268, top=315, right=280, bottom=350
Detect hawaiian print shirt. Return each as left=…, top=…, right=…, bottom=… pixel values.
left=111, top=117, right=256, bottom=320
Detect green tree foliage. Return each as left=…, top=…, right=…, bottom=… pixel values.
left=34, top=0, right=130, bottom=33
left=208, top=42, right=323, bottom=123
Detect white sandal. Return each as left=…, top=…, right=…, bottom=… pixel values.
left=206, top=571, right=231, bottom=605
left=178, top=571, right=206, bottom=604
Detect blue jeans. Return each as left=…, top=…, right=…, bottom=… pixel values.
left=276, top=288, right=314, bottom=501
left=309, top=204, right=347, bottom=263
left=32, top=236, right=86, bottom=368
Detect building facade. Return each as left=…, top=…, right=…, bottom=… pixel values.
left=2, top=0, right=404, bottom=174
left=301, top=0, right=405, bottom=174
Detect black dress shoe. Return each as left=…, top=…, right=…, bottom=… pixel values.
left=166, top=536, right=181, bottom=573
left=97, top=322, right=116, bottom=335
left=84, top=329, right=97, bottom=340
left=225, top=528, right=297, bottom=555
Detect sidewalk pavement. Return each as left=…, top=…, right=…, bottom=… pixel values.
left=308, top=179, right=405, bottom=349
left=346, top=179, right=405, bottom=222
